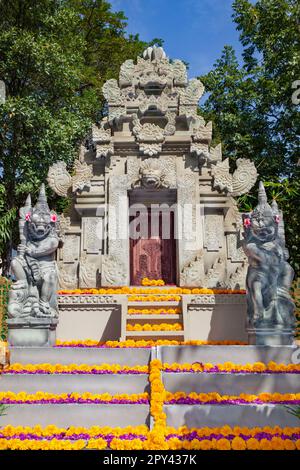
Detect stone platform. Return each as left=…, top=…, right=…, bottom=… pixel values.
left=1, top=345, right=299, bottom=429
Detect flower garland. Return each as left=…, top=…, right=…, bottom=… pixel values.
left=163, top=361, right=300, bottom=374
left=55, top=339, right=247, bottom=348
left=0, top=425, right=299, bottom=450
left=0, top=391, right=149, bottom=405
left=141, top=278, right=165, bottom=286
left=128, top=308, right=182, bottom=315
left=58, top=287, right=245, bottom=295
left=165, top=391, right=300, bottom=405
left=146, top=359, right=168, bottom=450
left=3, top=363, right=148, bottom=375
left=128, top=295, right=182, bottom=302
left=127, top=323, right=183, bottom=331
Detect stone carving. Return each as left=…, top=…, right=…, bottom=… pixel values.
left=209, top=143, right=222, bottom=163
left=190, top=142, right=210, bottom=159
left=47, top=162, right=72, bottom=197
left=212, top=158, right=257, bottom=196
left=58, top=295, right=117, bottom=305
left=102, top=78, right=123, bottom=105
left=132, top=117, right=164, bottom=156
left=57, top=214, right=71, bottom=240
left=119, top=59, right=135, bottom=86
left=180, top=254, right=205, bottom=287
left=61, top=235, right=79, bottom=262
left=83, top=218, right=101, bottom=254
left=227, top=233, right=247, bottom=262
left=192, top=121, right=212, bottom=143
left=226, top=262, right=247, bottom=290
left=101, top=255, right=127, bottom=286
left=8, top=185, right=59, bottom=320
left=242, top=182, right=295, bottom=343
left=89, top=124, right=114, bottom=158
left=204, top=258, right=226, bottom=287
left=131, top=157, right=176, bottom=189
left=204, top=214, right=223, bottom=251
left=47, top=160, right=92, bottom=196
left=79, top=253, right=97, bottom=288
left=190, top=294, right=246, bottom=305
left=179, top=78, right=204, bottom=104
left=58, top=262, right=78, bottom=289
left=172, top=60, right=188, bottom=85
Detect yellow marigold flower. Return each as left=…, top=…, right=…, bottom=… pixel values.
left=259, top=439, right=273, bottom=450
left=231, top=436, right=247, bottom=450
left=216, top=438, right=231, bottom=450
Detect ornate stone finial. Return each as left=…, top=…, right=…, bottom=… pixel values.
left=47, top=160, right=92, bottom=197
left=35, top=184, right=50, bottom=213
left=212, top=158, right=258, bottom=197
left=242, top=185, right=295, bottom=345
left=142, top=46, right=167, bottom=61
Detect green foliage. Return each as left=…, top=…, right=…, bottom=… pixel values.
left=200, top=0, right=300, bottom=275
left=285, top=406, right=300, bottom=421
left=0, top=404, right=7, bottom=417
left=0, top=0, right=159, bottom=273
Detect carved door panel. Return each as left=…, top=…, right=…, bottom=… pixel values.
left=130, top=209, right=176, bottom=285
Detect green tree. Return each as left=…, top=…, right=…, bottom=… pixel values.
left=200, top=0, right=300, bottom=275
left=0, top=0, right=159, bottom=274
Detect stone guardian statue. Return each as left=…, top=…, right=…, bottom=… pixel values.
left=7, top=184, right=60, bottom=346
left=242, top=181, right=295, bottom=345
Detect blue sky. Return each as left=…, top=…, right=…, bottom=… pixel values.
left=110, top=0, right=243, bottom=78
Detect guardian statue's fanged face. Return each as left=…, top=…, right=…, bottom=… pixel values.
left=26, top=184, right=57, bottom=240
left=243, top=182, right=279, bottom=244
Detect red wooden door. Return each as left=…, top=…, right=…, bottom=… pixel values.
left=130, top=209, right=176, bottom=285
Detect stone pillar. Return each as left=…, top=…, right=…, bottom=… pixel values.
left=102, top=175, right=129, bottom=286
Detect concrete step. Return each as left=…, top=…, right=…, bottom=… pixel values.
left=164, top=404, right=300, bottom=428
left=127, top=315, right=182, bottom=320
left=1, top=404, right=150, bottom=427
left=128, top=301, right=181, bottom=307
left=126, top=331, right=185, bottom=341
left=9, top=347, right=151, bottom=366
left=0, top=373, right=149, bottom=395
left=157, top=345, right=298, bottom=365
left=163, top=372, right=300, bottom=395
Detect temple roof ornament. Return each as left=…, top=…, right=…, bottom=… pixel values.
left=212, top=158, right=258, bottom=196
left=47, top=160, right=93, bottom=197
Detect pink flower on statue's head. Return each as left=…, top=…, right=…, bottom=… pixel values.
left=51, top=213, right=57, bottom=223
left=275, top=215, right=280, bottom=224
left=25, top=213, right=31, bottom=221
left=243, top=217, right=251, bottom=228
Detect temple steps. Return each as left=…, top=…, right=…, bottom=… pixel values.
left=9, top=347, right=151, bottom=366
left=1, top=404, right=150, bottom=427
left=0, top=373, right=149, bottom=395
left=163, top=372, right=300, bottom=395
left=125, top=297, right=184, bottom=340
left=164, top=404, right=299, bottom=428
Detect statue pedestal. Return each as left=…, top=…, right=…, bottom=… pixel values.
left=7, top=318, right=58, bottom=347
left=247, top=327, right=295, bottom=346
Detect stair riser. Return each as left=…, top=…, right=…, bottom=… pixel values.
left=164, top=404, right=300, bottom=428
left=1, top=404, right=150, bottom=427
left=0, top=374, right=149, bottom=395
left=163, top=372, right=300, bottom=395
left=9, top=348, right=151, bottom=366
left=158, top=345, right=298, bottom=365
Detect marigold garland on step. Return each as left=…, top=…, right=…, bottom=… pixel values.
left=128, top=308, right=182, bottom=315
left=55, top=339, right=247, bottom=347
left=141, top=278, right=165, bottom=286
left=165, top=391, right=300, bottom=405
left=0, top=391, right=149, bottom=405
left=58, top=287, right=246, bottom=295
left=0, top=425, right=299, bottom=450
left=4, top=363, right=148, bottom=375
left=127, top=323, right=183, bottom=331
left=163, top=362, right=300, bottom=374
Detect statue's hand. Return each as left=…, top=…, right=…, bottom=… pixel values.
left=17, top=244, right=26, bottom=256
left=25, top=246, right=33, bottom=256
